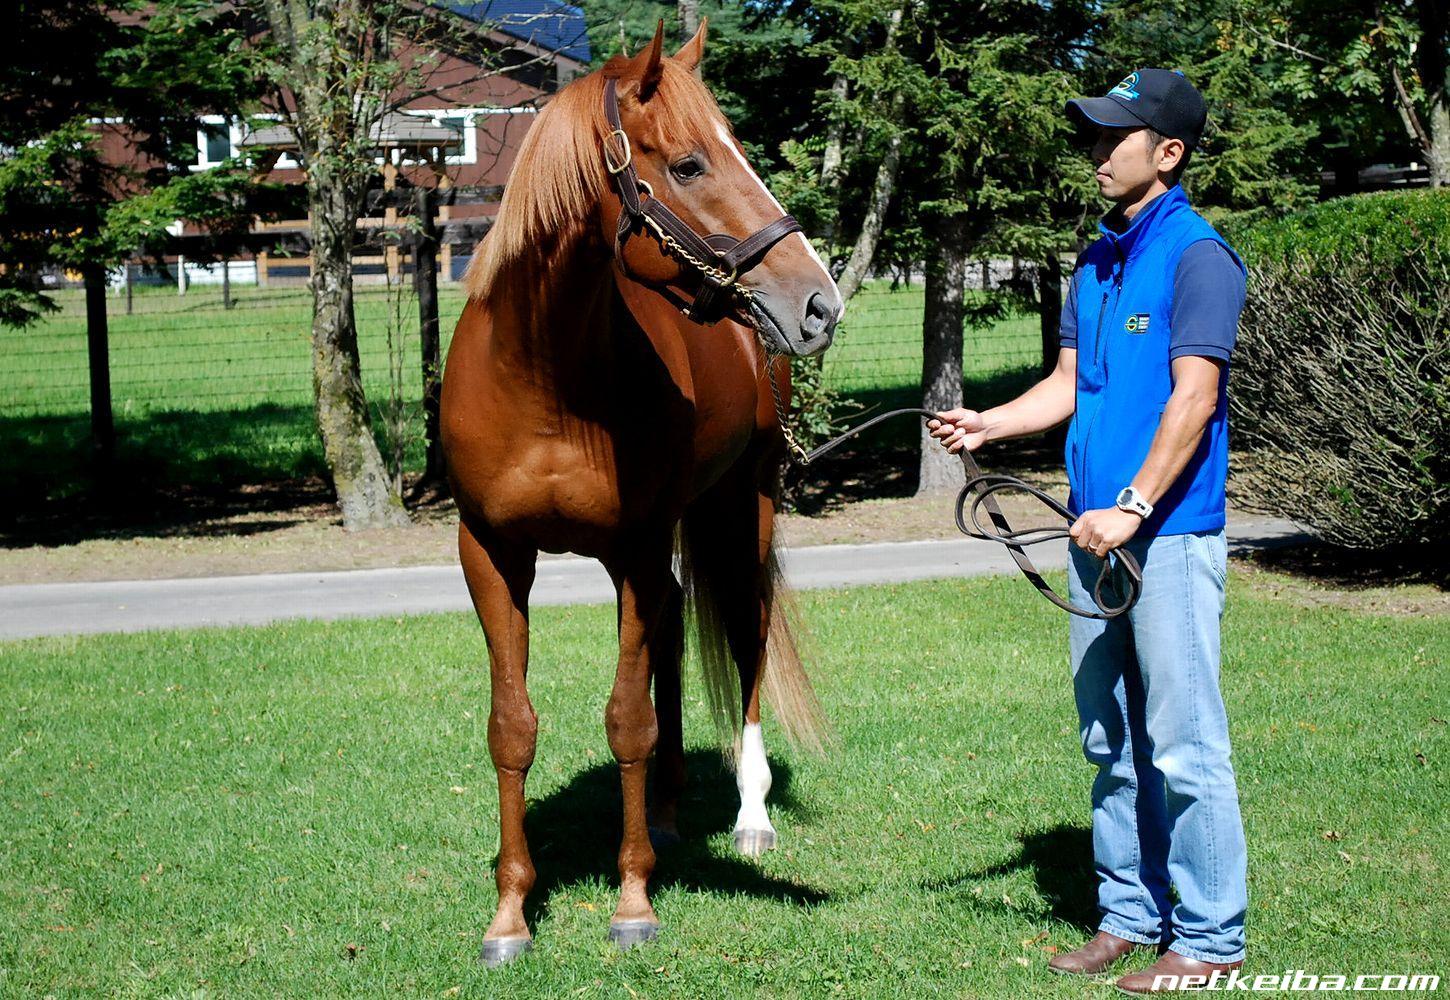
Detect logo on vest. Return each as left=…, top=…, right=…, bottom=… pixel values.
left=1108, top=73, right=1141, bottom=101
left=1124, top=313, right=1151, bottom=334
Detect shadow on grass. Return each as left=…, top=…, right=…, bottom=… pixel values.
left=1240, top=541, right=1447, bottom=589
left=930, top=824, right=1099, bottom=933
left=0, top=401, right=436, bottom=547
left=3, top=364, right=1057, bottom=544
left=516, top=749, right=828, bottom=927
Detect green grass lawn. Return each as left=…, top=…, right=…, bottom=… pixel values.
left=1, top=576, right=1445, bottom=997
left=824, top=284, right=1042, bottom=395
left=2, top=282, right=1036, bottom=418
left=0, top=282, right=1041, bottom=500
left=2, top=284, right=470, bottom=419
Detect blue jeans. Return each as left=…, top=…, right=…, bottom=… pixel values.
left=1068, top=529, right=1247, bottom=964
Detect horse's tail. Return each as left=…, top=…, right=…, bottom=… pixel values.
left=677, top=510, right=829, bottom=760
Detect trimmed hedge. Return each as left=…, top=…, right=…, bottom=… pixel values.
left=1227, top=189, right=1449, bottom=551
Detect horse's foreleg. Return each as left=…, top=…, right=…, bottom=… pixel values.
left=459, top=516, right=538, bottom=967
left=603, top=536, right=673, bottom=948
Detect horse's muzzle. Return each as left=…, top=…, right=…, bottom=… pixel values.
left=749, top=288, right=839, bottom=357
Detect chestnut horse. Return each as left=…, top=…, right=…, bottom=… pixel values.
left=440, top=21, right=841, bottom=965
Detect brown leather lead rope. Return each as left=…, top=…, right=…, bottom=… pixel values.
left=603, top=77, right=804, bottom=324
left=797, top=407, right=1143, bottom=620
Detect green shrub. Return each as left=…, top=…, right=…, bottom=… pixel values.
left=1229, top=189, right=1449, bottom=551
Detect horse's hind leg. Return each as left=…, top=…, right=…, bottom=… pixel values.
left=458, top=515, right=538, bottom=967
left=727, top=486, right=780, bottom=857
left=647, top=576, right=685, bottom=847
left=683, top=470, right=779, bottom=857
left=602, top=533, right=675, bottom=948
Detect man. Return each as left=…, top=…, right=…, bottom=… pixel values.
left=929, top=69, right=1249, bottom=994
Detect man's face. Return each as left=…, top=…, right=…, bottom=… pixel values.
left=1090, top=126, right=1169, bottom=200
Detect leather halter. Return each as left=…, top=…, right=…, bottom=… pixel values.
left=602, top=77, right=804, bottom=323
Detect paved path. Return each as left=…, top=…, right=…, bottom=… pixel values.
left=1, top=516, right=1306, bottom=640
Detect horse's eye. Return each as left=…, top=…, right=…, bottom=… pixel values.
left=670, top=156, right=705, bottom=182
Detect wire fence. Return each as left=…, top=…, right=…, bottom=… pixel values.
left=1, top=275, right=1046, bottom=423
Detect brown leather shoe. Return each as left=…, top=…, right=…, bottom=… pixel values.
left=1047, top=931, right=1144, bottom=975
left=1116, top=949, right=1244, bottom=994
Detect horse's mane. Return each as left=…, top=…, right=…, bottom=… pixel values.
left=464, top=56, right=734, bottom=300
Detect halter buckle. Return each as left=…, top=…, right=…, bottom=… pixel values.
left=604, top=128, right=632, bottom=174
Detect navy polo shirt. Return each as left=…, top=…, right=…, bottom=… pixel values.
left=1058, top=241, right=1245, bottom=361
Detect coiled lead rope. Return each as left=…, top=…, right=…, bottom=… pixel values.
left=791, top=406, right=1142, bottom=620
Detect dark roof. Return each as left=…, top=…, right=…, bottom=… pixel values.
left=436, top=1, right=591, bottom=64
left=239, top=113, right=464, bottom=151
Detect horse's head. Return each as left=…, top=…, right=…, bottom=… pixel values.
left=599, top=21, right=842, bottom=356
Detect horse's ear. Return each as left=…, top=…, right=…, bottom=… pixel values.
left=636, top=19, right=666, bottom=101
left=675, top=16, right=707, bottom=77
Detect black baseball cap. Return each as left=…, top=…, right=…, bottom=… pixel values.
left=1066, top=69, right=1208, bottom=150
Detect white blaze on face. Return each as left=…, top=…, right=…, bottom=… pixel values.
left=734, top=721, right=775, bottom=834
left=713, top=121, right=842, bottom=311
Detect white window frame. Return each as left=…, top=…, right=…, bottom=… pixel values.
left=393, top=107, right=537, bottom=166
left=192, top=114, right=241, bottom=170
left=189, top=107, right=537, bottom=172
left=195, top=113, right=302, bottom=171
left=399, top=109, right=477, bottom=166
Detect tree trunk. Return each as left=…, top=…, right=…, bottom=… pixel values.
left=833, top=6, right=906, bottom=304
left=1037, top=253, right=1063, bottom=379
left=308, top=176, right=410, bottom=529
left=677, top=0, right=699, bottom=45
left=83, top=261, right=114, bottom=466
left=414, top=185, right=445, bottom=485
left=834, top=105, right=902, bottom=302
left=1420, top=0, right=1449, bottom=186
left=917, top=210, right=969, bottom=495
left=819, top=71, right=850, bottom=250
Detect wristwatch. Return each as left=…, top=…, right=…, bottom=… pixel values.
left=1116, top=485, right=1153, bottom=519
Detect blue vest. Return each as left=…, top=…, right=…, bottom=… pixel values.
left=1065, top=185, right=1245, bottom=536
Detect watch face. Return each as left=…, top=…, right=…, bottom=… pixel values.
left=1117, top=488, right=1133, bottom=506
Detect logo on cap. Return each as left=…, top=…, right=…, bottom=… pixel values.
left=1108, top=73, right=1141, bottom=102
left=1125, top=313, right=1151, bottom=334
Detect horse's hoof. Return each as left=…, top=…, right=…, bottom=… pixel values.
left=733, top=827, right=777, bottom=856
left=479, top=936, right=532, bottom=968
left=648, top=825, right=681, bottom=850
left=608, top=920, right=661, bottom=950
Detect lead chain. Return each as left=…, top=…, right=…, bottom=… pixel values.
left=766, top=352, right=812, bottom=465
left=647, top=221, right=742, bottom=290
left=638, top=206, right=806, bottom=462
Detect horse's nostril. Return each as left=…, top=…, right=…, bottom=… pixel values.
left=802, top=292, right=838, bottom=339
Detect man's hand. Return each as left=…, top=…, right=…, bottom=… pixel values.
left=1069, top=507, right=1143, bottom=558
left=927, top=408, right=988, bottom=453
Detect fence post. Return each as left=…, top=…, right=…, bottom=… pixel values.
left=414, top=185, right=445, bottom=484
left=438, top=173, right=453, bottom=281
left=383, top=157, right=401, bottom=283
left=83, top=262, right=115, bottom=464
left=1038, top=253, right=1062, bottom=378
